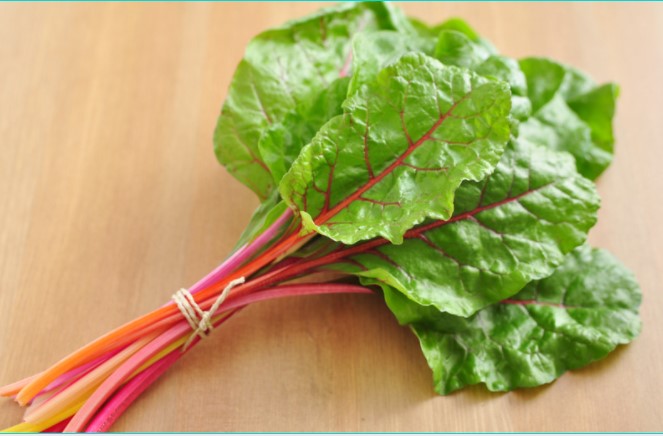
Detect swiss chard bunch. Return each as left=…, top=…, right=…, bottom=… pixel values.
left=1, top=3, right=640, bottom=432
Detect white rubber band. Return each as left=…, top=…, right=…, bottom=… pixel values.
left=172, top=277, right=245, bottom=351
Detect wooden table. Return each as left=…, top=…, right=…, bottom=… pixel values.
left=1, top=3, right=661, bottom=432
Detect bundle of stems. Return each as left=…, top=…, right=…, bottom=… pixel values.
left=0, top=2, right=641, bottom=431
left=0, top=209, right=376, bottom=432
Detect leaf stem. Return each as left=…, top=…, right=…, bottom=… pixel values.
left=12, top=209, right=299, bottom=406
left=80, top=283, right=374, bottom=431
left=187, top=207, right=294, bottom=296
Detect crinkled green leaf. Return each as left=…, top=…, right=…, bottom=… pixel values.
left=474, top=55, right=531, bottom=122
left=258, top=77, right=351, bottom=185
left=433, top=18, right=497, bottom=62
left=435, top=30, right=492, bottom=69
left=348, top=31, right=435, bottom=95
left=519, top=58, right=618, bottom=180
left=518, top=96, right=613, bottom=182
left=329, top=139, right=599, bottom=316
left=280, top=52, right=512, bottom=245
left=431, top=29, right=530, bottom=124
left=259, top=28, right=436, bottom=186
left=411, top=17, right=496, bottom=53
left=214, top=2, right=402, bottom=199
left=384, top=245, right=641, bottom=394
left=435, top=18, right=483, bottom=43
left=428, top=26, right=617, bottom=176
left=435, top=30, right=492, bottom=70
left=475, top=56, right=527, bottom=97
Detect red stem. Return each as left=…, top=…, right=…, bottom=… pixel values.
left=82, top=283, right=374, bottom=432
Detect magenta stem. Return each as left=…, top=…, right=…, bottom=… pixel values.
left=81, top=283, right=373, bottom=432
left=65, top=319, right=195, bottom=431
left=84, top=350, right=179, bottom=432
left=34, top=348, right=123, bottom=401
left=187, top=208, right=293, bottom=295
left=83, top=310, right=244, bottom=433
left=223, top=283, right=374, bottom=311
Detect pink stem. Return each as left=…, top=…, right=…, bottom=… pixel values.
left=187, top=208, right=293, bottom=295
left=82, top=311, right=242, bottom=433
left=222, top=283, right=374, bottom=311
left=43, top=417, right=72, bottom=433
left=81, top=283, right=373, bottom=432
left=85, top=309, right=240, bottom=433
left=84, top=350, right=179, bottom=432
left=64, top=321, right=191, bottom=431
left=36, top=348, right=123, bottom=400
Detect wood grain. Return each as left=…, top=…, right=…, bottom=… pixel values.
left=0, top=2, right=661, bottom=432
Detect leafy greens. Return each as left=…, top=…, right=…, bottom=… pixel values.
left=385, top=245, right=641, bottom=394
left=281, top=52, right=512, bottom=245
left=0, top=3, right=640, bottom=432
left=215, top=3, right=412, bottom=200
left=211, top=1, right=637, bottom=395
left=332, top=139, right=600, bottom=316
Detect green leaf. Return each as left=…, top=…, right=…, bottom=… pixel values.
left=407, top=16, right=439, bottom=39
left=280, top=52, right=512, bottom=245
left=519, top=57, right=597, bottom=110
left=331, top=139, right=599, bottom=316
left=430, top=30, right=530, bottom=124
left=518, top=58, right=618, bottom=180
left=258, top=77, right=351, bottom=185
left=348, top=31, right=436, bottom=95
left=519, top=58, right=568, bottom=113
left=518, top=96, right=613, bottom=182
left=434, top=30, right=491, bottom=70
left=384, top=245, right=641, bottom=394
left=567, top=83, right=619, bottom=157
left=475, top=56, right=527, bottom=97
left=412, top=16, right=496, bottom=54
left=214, top=2, right=401, bottom=200
left=474, top=55, right=531, bottom=122
left=379, top=2, right=420, bottom=35
left=435, top=18, right=483, bottom=43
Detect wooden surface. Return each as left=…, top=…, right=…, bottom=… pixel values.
left=0, top=2, right=662, bottom=432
